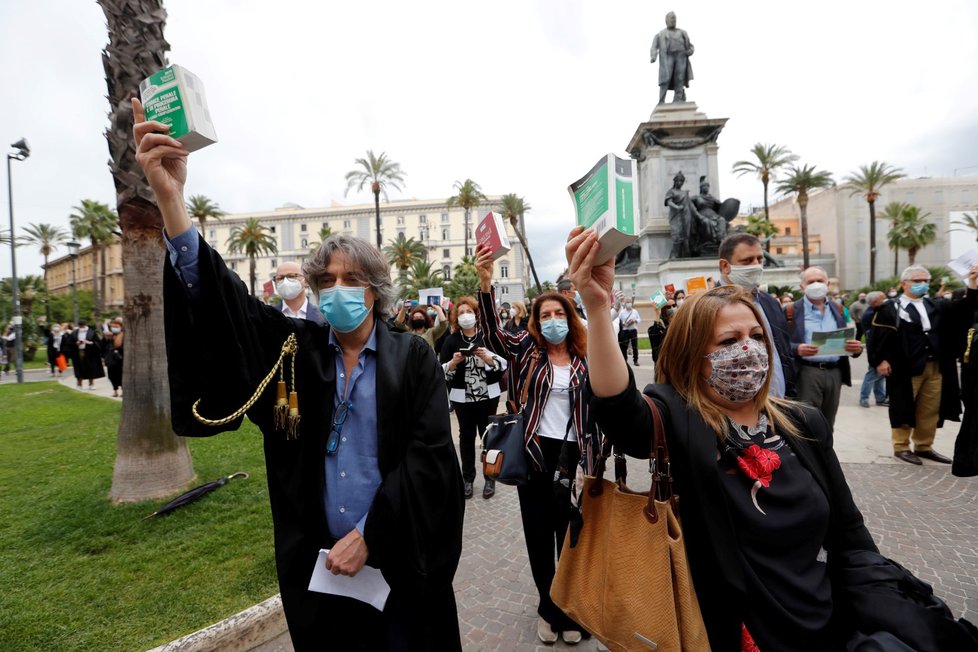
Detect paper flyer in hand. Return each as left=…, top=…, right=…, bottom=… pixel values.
left=475, top=211, right=512, bottom=261
left=419, top=288, right=443, bottom=306
left=948, top=250, right=978, bottom=280
left=568, top=153, right=640, bottom=265
left=650, top=291, right=668, bottom=308
left=308, top=549, right=390, bottom=612
left=685, top=277, right=708, bottom=294
left=810, top=327, right=856, bottom=357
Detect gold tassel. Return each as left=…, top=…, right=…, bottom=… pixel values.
left=273, top=381, right=289, bottom=431
left=287, top=390, right=301, bottom=440
left=965, top=328, right=975, bottom=364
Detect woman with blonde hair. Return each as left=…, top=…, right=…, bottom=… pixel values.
left=504, top=300, right=529, bottom=335
left=475, top=244, right=595, bottom=645
left=567, top=226, right=879, bottom=651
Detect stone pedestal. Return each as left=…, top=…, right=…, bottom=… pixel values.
left=615, top=102, right=729, bottom=298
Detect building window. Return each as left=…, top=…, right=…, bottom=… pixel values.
left=443, top=265, right=452, bottom=280
left=419, top=214, right=427, bottom=224
left=301, top=238, right=308, bottom=248
left=500, top=263, right=509, bottom=278
left=231, top=262, right=237, bottom=271
left=270, top=259, right=276, bottom=268
left=466, top=247, right=473, bottom=256
left=419, top=228, right=428, bottom=241
left=343, top=219, right=351, bottom=229
left=442, top=228, right=449, bottom=240
left=500, top=286, right=508, bottom=295
left=208, top=229, right=216, bottom=239
left=466, top=228, right=473, bottom=240
left=322, top=222, right=328, bottom=229
left=784, top=227, right=792, bottom=235
left=776, top=247, right=783, bottom=255
left=270, top=226, right=276, bottom=233
left=443, top=248, right=450, bottom=259
left=397, top=215, right=405, bottom=225
left=300, top=223, right=307, bottom=232
left=441, top=212, right=450, bottom=223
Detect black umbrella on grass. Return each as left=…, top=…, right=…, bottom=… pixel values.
left=143, top=472, right=250, bottom=519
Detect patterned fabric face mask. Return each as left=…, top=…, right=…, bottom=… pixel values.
left=704, top=338, right=769, bottom=403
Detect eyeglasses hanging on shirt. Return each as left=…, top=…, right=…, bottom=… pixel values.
left=326, top=400, right=353, bottom=455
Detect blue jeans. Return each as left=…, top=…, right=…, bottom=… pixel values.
left=860, top=366, right=887, bottom=403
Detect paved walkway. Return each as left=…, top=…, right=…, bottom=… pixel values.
left=20, top=353, right=978, bottom=650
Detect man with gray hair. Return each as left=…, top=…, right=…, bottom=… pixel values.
left=788, top=266, right=863, bottom=426
left=134, top=100, right=464, bottom=649
left=868, top=263, right=978, bottom=465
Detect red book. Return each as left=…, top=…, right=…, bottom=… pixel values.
left=476, top=211, right=512, bottom=261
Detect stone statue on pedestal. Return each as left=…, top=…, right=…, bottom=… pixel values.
left=665, top=172, right=692, bottom=258
left=667, top=173, right=741, bottom=259
left=650, top=11, right=694, bottom=104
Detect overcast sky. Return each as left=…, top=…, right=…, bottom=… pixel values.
left=2, top=0, right=978, bottom=282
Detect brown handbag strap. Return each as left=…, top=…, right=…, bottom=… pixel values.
left=641, top=393, right=675, bottom=523
left=518, top=349, right=542, bottom=409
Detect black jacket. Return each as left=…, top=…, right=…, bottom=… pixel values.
left=590, top=377, right=877, bottom=651
left=438, top=329, right=504, bottom=401
left=163, top=236, right=464, bottom=650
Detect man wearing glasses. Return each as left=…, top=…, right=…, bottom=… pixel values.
left=134, top=100, right=464, bottom=650
left=868, top=264, right=978, bottom=465
left=272, top=261, right=325, bottom=324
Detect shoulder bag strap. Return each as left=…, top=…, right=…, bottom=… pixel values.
left=641, top=393, right=674, bottom=523
left=519, top=349, right=542, bottom=408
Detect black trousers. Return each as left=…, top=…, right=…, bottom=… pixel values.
left=619, top=328, right=639, bottom=363
left=454, top=398, right=498, bottom=483
left=517, top=436, right=584, bottom=633
left=107, top=361, right=123, bottom=391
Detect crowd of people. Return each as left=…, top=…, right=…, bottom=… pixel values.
left=2, top=317, right=125, bottom=396
left=133, top=100, right=978, bottom=650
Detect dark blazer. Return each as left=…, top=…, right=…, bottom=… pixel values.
left=868, top=290, right=977, bottom=430
left=789, top=298, right=856, bottom=387
left=164, top=236, right=464, bottom=650
left=756, top=290, right=797, bottom=397
left=274, top=298, right=326, bottom=325
left=590, top=377, right=877, bottom=651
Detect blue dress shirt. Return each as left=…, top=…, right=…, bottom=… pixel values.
left=802, top=297, right=842, bottom=363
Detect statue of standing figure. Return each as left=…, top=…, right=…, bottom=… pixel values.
left=650, top=11, right=694, bottom=104
left=665, top=171, right=692, bottom=259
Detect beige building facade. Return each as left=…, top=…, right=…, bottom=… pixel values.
left=45, top=236, right=125, bottom=311
left=764, top=175, right=978, bottom=289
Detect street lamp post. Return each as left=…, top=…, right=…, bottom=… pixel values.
left=6, top=138, right=30, bottom=384
left=67, top=241, right=80, bottom=325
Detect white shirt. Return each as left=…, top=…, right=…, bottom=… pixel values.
left=537, top=363, right=577, bottom=441
left=898, top=295, right=932, bottom=332
left=282, top=298, right=309, bottom=320
left=618, top=307, right=641, bottom=330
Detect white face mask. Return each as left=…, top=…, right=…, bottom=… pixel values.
left=804, top=282, right=828, bottom=301
left=110, top=327, right=121, bottom=334
left=276, top=278, right=303, bottom=301
left=727, top=264, right=764, bottom=290
left=457, top=313, right=477, bottom=330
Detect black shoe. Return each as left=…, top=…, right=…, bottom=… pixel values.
left=483, top=478, right=495, bottom=499
left=894, top=451, right=922, bottom=465
left=877, top=399, right=889, bottom=406
left=633, top=361, right=640, bottom=366
left=463, top=482, right=473, bottom=499
left=915, top=449, right=952, bottom=464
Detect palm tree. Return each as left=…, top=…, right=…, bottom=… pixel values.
left=21, top=223, right=68, bottom=320
left=447, top=179, right=487, bottom=257
left=732, top=144, right=797, bottom=252
left=100, top=0, right=195, bottom=501
left=309, top=225, right=333, bottom=256
left=775, top=164, right=834, bottom=269
left=444, top=256, right=481, bottom=299
left=882, top=202, right=910, bottom=276
left=69, top=199, right=118, bottom=320
left=949, top=210, right=978, bottom=243
left=185, top=194, right=226, bottom=234
left=842, top=161, right=905, bottom=284
left=344, top=150, right=406, bottom=249
left=895, top=206, right=936, bottom=265
left=499, top=193, right=542, bottom=293
left=383, top=233, right=427, bottom=283
left=227, top=218, right=278, bottom=296
left=743, top=212, right=779, bottom=245
left=402, top=259, right=444, bottom=297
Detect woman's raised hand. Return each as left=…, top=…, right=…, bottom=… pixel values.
left=565, top=226, right=614, bottom=311
left=475, top=245, right=494, bottom=292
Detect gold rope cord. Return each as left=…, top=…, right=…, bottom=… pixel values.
left=192, top=333, right=299, bottom=431
left=965, top=328, right=975, bottom=364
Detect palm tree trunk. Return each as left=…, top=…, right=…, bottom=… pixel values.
left=91, top=241, right=101, bottom=321
left=99, top=245, right=108, bottom=316
left=908, top=247, right=917, bottom=265
left=43, top=253, right=51, bottom=322
left=868, top=199, right=877, bottom=285
left=762, top=180, right=771, bottom=253
left=249, top=253, right=257, bottom=296
left=464, top=208, right=470, bottom=257
left=893, top=247, right=899, bottom=277
left=111, top=197, right=195, bottom=501
left=512, top=216, right=542, bottom=292
left=800, top=199, right=811, bottom=270
left=373, top=190, right=382, bottom=249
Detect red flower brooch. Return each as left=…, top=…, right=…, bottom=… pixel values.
left=736, top=444, right=782, bottom=514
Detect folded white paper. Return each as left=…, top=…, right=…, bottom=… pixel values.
left=308, top=548, right=391, bottom=612
left=948, top=250, right=978, bottom=280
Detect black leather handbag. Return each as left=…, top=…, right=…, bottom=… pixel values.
left=481, top=352, right=540, bottom=486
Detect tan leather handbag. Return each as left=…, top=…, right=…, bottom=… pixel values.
left=551, top=394, right=711, bottom=651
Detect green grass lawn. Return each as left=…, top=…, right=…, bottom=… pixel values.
left=0, top=382, right=277, bottom=651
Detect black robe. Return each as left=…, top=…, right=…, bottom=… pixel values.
left=867, top=290, right=977, bottom=429
left=61, top=327, right=105, bottom=381
left=163, top=236, right=464, bottom=650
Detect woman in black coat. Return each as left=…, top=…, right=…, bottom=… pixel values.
left=62, top=319, right=105, bottom=388
left=567, top=227, right=879, bottom=651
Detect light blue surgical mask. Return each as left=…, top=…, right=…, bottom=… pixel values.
left=540, top=318, right=569, bottom=344
left=319, top=286, right=370, bottom=333
left=910, top=282, right=930, bottom=297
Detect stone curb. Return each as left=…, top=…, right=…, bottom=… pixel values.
left=146, top=594, right=291, bottom=652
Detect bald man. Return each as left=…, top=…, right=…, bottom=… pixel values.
left=273, top=261, right=325, bottom=324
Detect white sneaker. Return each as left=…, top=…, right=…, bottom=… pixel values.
left=562, top=630, right=583, bottom=645
left=537, top=617, right=558, bottom=644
